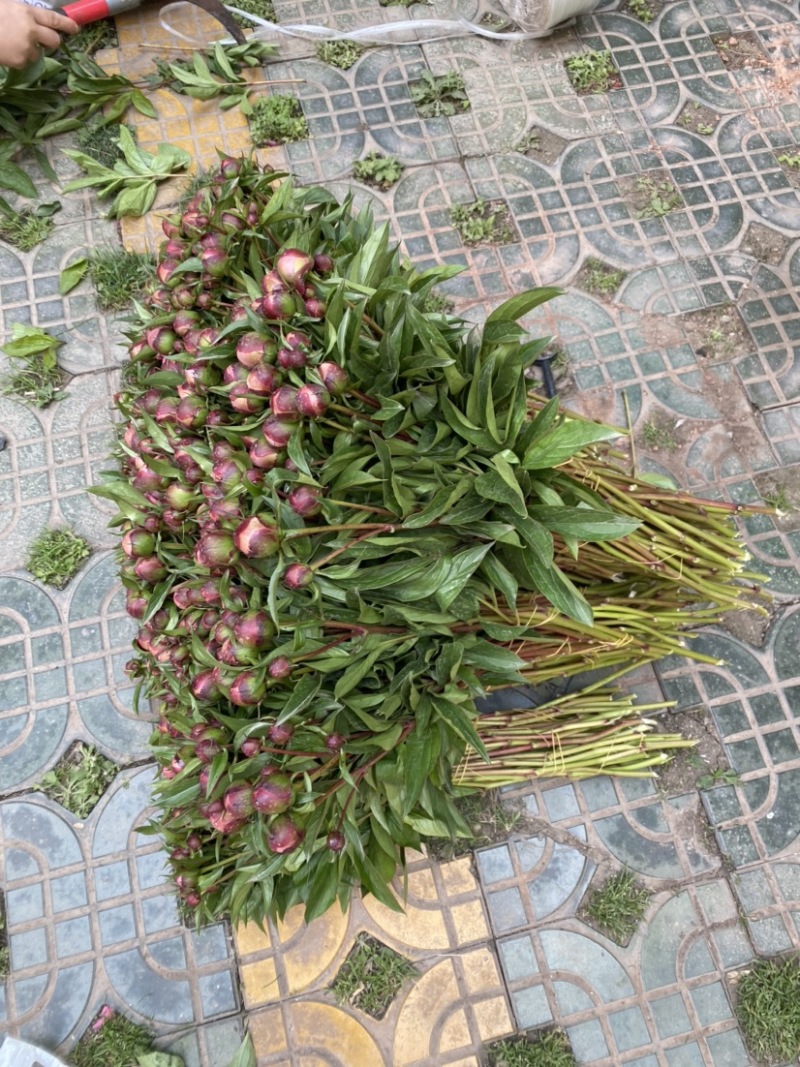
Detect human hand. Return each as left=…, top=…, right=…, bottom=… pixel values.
left=0, top=0, right=78, bottom=70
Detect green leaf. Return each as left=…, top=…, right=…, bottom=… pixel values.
left=275, top=673, right=321, bottom=725
left=435, top=543, right=491, bottom=610
left=226, top=1036, right=256, bottom=1067
left=334, top=645, right=386, bottom=699
left=523, top=418, right=622, bottom=469
left=528, top=505, right=640, bottom=542
left=112, top=181, right=156, bottom=219
left=137, top=1054, right=185, bottom=1067
left=502, top=546, right=592, bottom=625
left=484, top=287, right=561, bottom=324
left=59, top=257, right=89, bottom=295
left=475, top=466, right=527, bottom=518
left=0, top=160, right=37, bottom=198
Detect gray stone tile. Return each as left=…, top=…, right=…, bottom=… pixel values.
left=690, top=981, right=733, bottom=1027
left=512, top=984, right=552, bottom=1029
left=608, top=1006, right=651, bottom=1052
left=50, top=871, right=88, bottom=912
left=198, top=969, right=238, bottom=1015
left=649, top=992, right=692, bottom=1039
left=487, top=887, right=527, bottom=932
left=705, top=1028, right=750, bottom=1065
left=477, top=844, right=515, bottom=884
left=55, top=916, right=93, bottom=957
left=6, top=884, right=44, bottom=924
left=98, top=903, right=137, bottom=946
left=498, top=934, right=538, bottom=983
left=542, top=784, right=580, bottom=821
left=566, top=1019, right=608, bottom=1061
left=10, top=928, right=48, bottom=969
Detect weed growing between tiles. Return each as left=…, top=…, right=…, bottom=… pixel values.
left=1, top=324, right=68, bottom=408
left=564, top=50, right=620, bottom=94
left=410, top=70, right=471, bottom=118
left=330, top=934, right=417, bottom=1017
left=104, top=155, right=768, bottom=924
left=352, top=152, right=405, bottom=190
left=734, top=956, right=800, bottom=1063
left=228, top=0, right=276, bottom=27
left=487, top=1028, right=577, bottom=1067
left=25, top=528, right=91, bottom=588
left=574, top=258, right=626, bottom=299
left=583, top=868, right=650, bottom=944
left=450, top=200, right=517, bottom=246
left=0, top=202, right=59, bottom=250
left=249, top=95, right=309, bottom=146
left=34, top=742, right=117, bottom=818
left=316, top=40, right=366, bottom=69
left=423, top=792, right=524, bottom=860
left=71, top=1005, right=184, bottom=1067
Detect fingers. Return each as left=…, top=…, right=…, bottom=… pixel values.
left=33, top=22, right=63, bottom=49
left=32, top=6, right=79, bottom=35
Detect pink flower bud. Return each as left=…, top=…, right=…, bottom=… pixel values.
left=326, top=732, right=345, bottom=753
left=121, top=528, right=155, bottom=559
left=276, top=248, right=314, bottom=288
left=268, top=722, right=293, bottom=745
left=176, top=395, right=207, bottom=430
left=262, top=416, right=297, bottom=449
left=246, top=363, right=281, bottom=397
left=296, top=383, right=329, bottom=418
left=288, top=485, right=322, bottom=517
left=249, top=441, right=284, bottom=470
left=218, top=155, right=243, bottom=179
left=304, top=297, right=327, bottom=319
left=133, top=556, right=168, bottom=583
left=240, top=738, right=261, bottom=758
left=270, top=386, right=300, bottom=420
left=317, top=362, right=348, bottom=396
left=261, top=292, right=299, bottom=321
left=209, top=810, right=245, bottom=835
left=277, top=346, right=307, bottom=371
left=234, top=609, right=274, bottom=649
left=229, top=670, right=265, bottom=706
left=268, top=655, right=293, bottom=680
left=283, top=563, right=314, bottom=590
left=224, top=783, right=255, bottom=818
left=252, top=773, right=293, bottom=814
left=314, top=252, right=334, bottom=274
left=236, top=332, right=268, bottom=369
left=190, top=669, right=221, bottom=703
left=326, top=830, right=345, bottom=852
left=195, top=529, right=238, bottom=568
left=267, top=815, right=303, bottom=854
left=234, top=516, right=280, bottom=559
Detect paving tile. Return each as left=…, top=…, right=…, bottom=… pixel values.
left=0, top=769, right=238, bottom=1046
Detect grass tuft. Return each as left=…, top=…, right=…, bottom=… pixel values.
left=0, top=208, right=55, bottom=251
left=735, top=956, right=800, bottom=1063
left=89, top=249, right=155, bottom=311
left=352, top=152, right=404, bottom=190
left=487, top=1029, right=577, bottom=1067
left=450, top=199, right=515, bottom=246
left=71, top=1007, right=166, bottom=1067
left=249, top=95, right=308, bottom=145
left=34, top=743, right=117, bottom=818
left=565, top=50, right=617, bottom=93
left=316, top=40, right=365, bottom=69
left=26, top=528, right=91, bottom=589
left=228, top=0, right=276, bottom=27
left=585, top=868, right=649, bottom=943
left=410, top=70, right=470, bottom=118
left=330, top=933, right=417, bottom=1018
left=76, top=120, right=135, bottom=168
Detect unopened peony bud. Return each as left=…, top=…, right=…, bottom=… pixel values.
left=296, top=383, right=329, bottom=418
left=267, top=815, right=302, bottom=853
left=276, top=248, right=314, bottom=288
left=252, top=773, right=293, bottom=814
left=317, top=362, right=348, bottom=396
left=283, top=563, right=314, bottom=590
left=288, top=485, right=322, bottom=517
left=234, top=516, right=280, bottom=558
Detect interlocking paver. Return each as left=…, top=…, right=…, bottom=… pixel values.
left=5, top=0, right=800, bottom=1061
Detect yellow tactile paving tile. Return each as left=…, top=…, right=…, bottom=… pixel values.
left=244, top=947, right=512, bottom=1065
left=234, top=853, right=512, bottom=1066
left=234, top=852, right=490, bottom=1005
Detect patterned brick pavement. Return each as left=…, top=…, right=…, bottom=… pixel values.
left=3, top=0, right=800, bottom=1061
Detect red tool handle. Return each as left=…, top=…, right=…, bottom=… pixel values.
left=61, top=0, right=141, bottom=24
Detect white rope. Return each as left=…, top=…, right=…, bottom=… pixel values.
left=157, top=0, right=563, bottom=46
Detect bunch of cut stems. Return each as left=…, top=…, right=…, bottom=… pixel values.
left=461, top=689, right=692, bottom=785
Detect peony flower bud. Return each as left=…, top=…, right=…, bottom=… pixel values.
left=268, top=722, right=293, bottom=745
left=246, top=364, right=281, bottom=396
left=270, top=386, right=300, bottom=420
left=268, top=655, right=293, bottom=680
left=133, top=556, right=168, bottom=583
left=252, top=773, right=293, bottom=814
left=288, top=485, right=322, bottom=518
left=266, top=815, right=303, bottom=854
left=234, top=516, right=280, bottom=559
left=236, top=332, right=267, bottom=368
left=296, top=383, right=329, bottom=418
left=276, top=248, right=314, bottom=288
left=223, top=783, right=255, bottom=818
left=283, top=563, right=314, bottom=590
left=261, top=416, right=296, bottom=450
left=229, top=670, right=266, bottom=706
left=261, top=292, right=299, bottom=321
left=277, top=346, right=307, bottom=371
left=326, top=830, right=345, bottom=852
left=195, top=529, right=238, bottom=568
left=249, top=441, right=284, bottom=470
left=209, top=810, right=245, bottom=835
left=121, top=528, right=155, bottom=559
left=234, top=609, right=274, bottom=649
left=317, top=362, right=348, bottom=396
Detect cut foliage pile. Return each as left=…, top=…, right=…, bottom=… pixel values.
left=102, top=156, right=764, bottom=923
